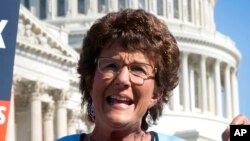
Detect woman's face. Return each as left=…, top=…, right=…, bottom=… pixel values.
left=90, top=42, right=160, bottom=130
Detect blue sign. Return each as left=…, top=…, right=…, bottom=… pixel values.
left=0, top=0, right=20, bottom=140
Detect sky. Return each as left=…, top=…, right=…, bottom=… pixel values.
left=215, top=0, right=250, bottom=119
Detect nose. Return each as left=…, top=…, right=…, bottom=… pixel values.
left=114, top=66, right=131, bottom=89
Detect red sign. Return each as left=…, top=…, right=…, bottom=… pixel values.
left=0, top=100, right=10, bottom=140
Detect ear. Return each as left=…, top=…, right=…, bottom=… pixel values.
left=148, top=87, right=163, bottom=108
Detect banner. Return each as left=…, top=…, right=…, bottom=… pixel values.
left=0, top=0, right=20, bottom=140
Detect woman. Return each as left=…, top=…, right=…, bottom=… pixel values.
left=57, top=9, right=248, bottom=141
left=59, top=8, right=183, bottom=141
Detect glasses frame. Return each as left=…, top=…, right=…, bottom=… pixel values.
left=95, top=57, right=157, bottom=85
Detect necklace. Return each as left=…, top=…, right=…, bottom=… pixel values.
left=87, top=131, right=146, bottom=141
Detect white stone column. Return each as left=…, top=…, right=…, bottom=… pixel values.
left=69, top=0, right=77, bottom=17
left=46, top=0, right=51, bottom=19
left=56, top=101, right=68, bottom=138
left=182, top=0, right=188, bottom=21
left=127, top=0, right=132, bottom=8
left=194, top=0, right=199, bottom=26
left=47, top=0, right=52, bottom=18
left=162, top=0, right=167, bottom=17
left=29, top=82, right=48, bottom=141
left=182, top=52, right=190, bottom=112
left=167, top=0, right=173, bottom=19
left=171, top=84, right=180, bottom=111
left=224, top=65, right=232, bottom=118
left=231, top=68, right=239, bottom=116
left=108, top=0, right=118, bottom=11
left=214, top=60, right=222, bottom=117
left=87, top=0, right=98, bottom=14
left=131, top=0, right=138, bottom=9
left=201, top=0, right=205, bottom=28
left=200, top=56, right=207, bottom=113
left=207, top=2, right=212, bottom=30
left=205, top=0, right=209, bottom=29
left=189, top=68, right=195, bottom=112
left=144, top=0, right=148, bottom=11
left=49, top=0, right=57, bottom=19
left=209, top=2, right=216, bottom=31
left=30, top=92, right=42, bottom=141
left=208, top=75, right=215, bottom=114
left=43, top=102, right=55, bottom=141
left=55, top=90, right=68, bottom=139
left=148, top=0, right=157, bottom=14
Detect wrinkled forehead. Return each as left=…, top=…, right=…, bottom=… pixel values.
left=99, top=40, right=155, bottom=65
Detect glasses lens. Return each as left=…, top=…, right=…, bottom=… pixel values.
left=98, top=58, right=121, bottom=73
left=97, top=58, right=155, bottom=85
left=129, top=64, right=153, bottom=79
left=130, top=74, right=144, bottom=85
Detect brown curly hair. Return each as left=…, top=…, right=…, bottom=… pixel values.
left=77, top=9, right=179, bottom=131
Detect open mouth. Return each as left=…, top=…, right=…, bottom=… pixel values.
left=107, top=95, right=134, bottom=105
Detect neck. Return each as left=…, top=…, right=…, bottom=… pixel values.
left=89, top=129, right=146, bottom=141
left=86, top=131, right=147, bottom=141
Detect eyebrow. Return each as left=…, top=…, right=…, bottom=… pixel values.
left=100, top=57, right=152, bottom=65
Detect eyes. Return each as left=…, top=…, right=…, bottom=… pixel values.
left=128, top=64, right=148, bottom=76
left=96, top=57, right=156, bottom=84
left=100, top=61, right=120, bottom=72
left=97, top=58, right=155, bottom=78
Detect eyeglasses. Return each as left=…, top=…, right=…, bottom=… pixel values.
left=96, top=57, right=157, bottom=85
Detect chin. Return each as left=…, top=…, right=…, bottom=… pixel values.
left=105, top=116, right=131, bottom=128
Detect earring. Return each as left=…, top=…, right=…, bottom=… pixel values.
left=88, top=103, right=95, bottom=121
left=145, top=110, right=154, bottom=126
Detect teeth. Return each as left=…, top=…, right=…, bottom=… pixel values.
left=109, top=95, right=131, bottom=101
left=107, top=95, right=133, bottom=105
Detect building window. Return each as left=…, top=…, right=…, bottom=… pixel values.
left=98, top=0, right=106, bottom=13
left=57, top=0, right=66, bottom=16
left=40, top=0, right=47, bottom=19
left=221, top=88, right=226, bottom=117
left=195, top=71, right=201, bottom=109
left=138, top=0, right=145, bottom=9
left=199, top=0, right=202, bottom=25
left=24, top=0, right=30, bottom=9
left=118, top=0, right=126, bottom=10
left=78, top=0, right=85, bottom=14
left=173, top=0, right=179, bottom=19
left=157, top=0, right=163, bottom=16
left=187, top=0, right=192, bottom=22
left=179, top=79, right=183, bottom=106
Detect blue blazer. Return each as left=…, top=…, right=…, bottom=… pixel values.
left=56, top=132, right=185, bottom=141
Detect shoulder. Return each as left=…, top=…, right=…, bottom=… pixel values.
left=152, top=131, right=186, bottom=141
left=158, top=133, right=185, bottom=141
left=56, top=134, right=84, bottom=141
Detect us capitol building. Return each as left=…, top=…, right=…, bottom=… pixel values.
left=6, top=0, right=241, bottom=141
